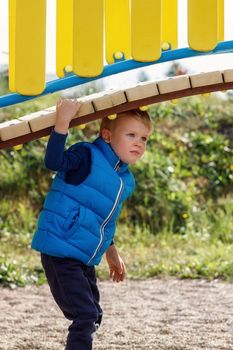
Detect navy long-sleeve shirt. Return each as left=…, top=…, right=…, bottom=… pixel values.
left=45, top=130, right=92, bottom=185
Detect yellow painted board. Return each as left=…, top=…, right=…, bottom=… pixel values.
left=9, top=0, right=16, bottom=92
left=188, top=0, right=218, bottom=51
left=56, top=0, right=73, bottom=78
left=218, top=0, right=224, bottom=41
left=105, top=0, right=131, bottom=64
left=131, top=0, right=162, bottom=62
left=73, top=0, right=104, bottom=77
left=9, top=0, right=46, bottom=95
left=161, top=0, right=178, bottom=49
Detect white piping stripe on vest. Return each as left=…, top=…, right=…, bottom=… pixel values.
left=87, top=177, right=124, bottom=265
left=114, top=159, right=120, bottom=171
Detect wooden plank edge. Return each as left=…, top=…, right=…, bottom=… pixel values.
left=1, top=81, right=233, bottom=150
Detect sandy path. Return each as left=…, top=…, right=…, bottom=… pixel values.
left=0, top=279, right=233, bottom=350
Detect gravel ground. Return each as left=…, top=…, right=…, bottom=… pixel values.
left=0, top=278, right=233, bottom=350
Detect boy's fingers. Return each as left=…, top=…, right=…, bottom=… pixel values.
left=113, top=271, right=119, bottom=282
left=56, top=98, right=62, bottom=107
left=109, top=265, right=126, bottom=282
left=119, top=262, right=125, bottom=275
left=118, top=266, right=123, bottom=275
left=119, top=272, right=125, bottom=282
left=75, top=101, right=81, bottom=110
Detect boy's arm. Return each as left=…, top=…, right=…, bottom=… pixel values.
left=105, top=244, right=126, bottom=283
left=45, top=99, right=85, bottom=171
left=54, top=98, right=80, bottom=135
left=44, top=130, right=67, bottom=170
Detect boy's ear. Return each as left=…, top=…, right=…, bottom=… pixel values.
left=101, top=128, right=111, bottom=143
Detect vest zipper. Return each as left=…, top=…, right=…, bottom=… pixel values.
left=114, top=159, right=121, bottom=172
left=87, top=177, right=124, bottom=265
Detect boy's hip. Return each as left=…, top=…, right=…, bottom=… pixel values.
left=41, top=253, right=93, bottom=271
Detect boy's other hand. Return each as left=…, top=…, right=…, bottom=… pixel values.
left=105, top=245, right=126, bottom=283
left=55, top=98, right=81, bottom=134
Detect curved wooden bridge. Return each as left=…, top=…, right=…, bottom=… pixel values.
left=1, top=69, right=233, bottom=150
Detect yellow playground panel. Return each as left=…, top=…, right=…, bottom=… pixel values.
left=131, top=0, right=162, bottom=62
left=9, top=0, right=46, bottom=95
left=4, top=0, right=227, bottom=96
left=105, top=0, right=131, bottom=64
left=188, top=0, right=223, bottom=51
left=73, top=0, right=104, bottom=77
left=56, top=0, right=73, bottom=78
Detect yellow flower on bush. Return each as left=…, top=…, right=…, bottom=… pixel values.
left=182, top=213, right=188, bottom=219
left=230, top=164, right=233, bottom=172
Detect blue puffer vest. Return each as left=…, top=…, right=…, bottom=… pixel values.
left=31, top=137, right=135, bottom=266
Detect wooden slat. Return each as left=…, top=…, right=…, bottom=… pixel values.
left=189, top=71, right=223, bottom=87
left=9, top=0, right=46, bottom=95
left=92, top=94, right=112, bottom=111
left=93, top=90, right=127, bottom=111
left=162, top=0, right=178, bottom=49
left=125, top=81, right=159, bottom=101
left=131, top=0, right=162, bottom=61
left=0, top=119, right=31, bottom=141
left=157, top=76, right=191, bottom=94
left=223, top=69, right=233, bottom=82
left=188, top=0, right=218, bottom=51
left=105, top=0, right=131, bottom=64
left=110, top=90, right=127, bottom=106
left=56, top=0, right=73, bottom=78
left=77, top=97, right=95, bottom=117
left=73, top=0, right=104, bottom=77
left=19, top=109, right=56, bottom=132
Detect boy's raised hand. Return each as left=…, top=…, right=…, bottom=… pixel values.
left=55, top=98, right=81, bottom=134
left=105, top=245, right=126, bottom=283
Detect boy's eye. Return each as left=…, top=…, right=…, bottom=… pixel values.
left=141, top=137, right=147, bottom=142
left=127, top=133, right=135, bottom=138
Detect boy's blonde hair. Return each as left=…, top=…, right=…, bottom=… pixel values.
left=99, top=108, right=153, bottom=135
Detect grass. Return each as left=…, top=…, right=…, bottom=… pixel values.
left=98, top=194, right=233, bottom=281
left=97, top=217, right=233, bottom=282
left=1, top=197, right=232, bottom=287
left=1, top=222, right=233, bottom=288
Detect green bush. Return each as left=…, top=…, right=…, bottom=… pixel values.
left=0, top=256, right=45, bottom=288
left=125, top=97, right=233, bottom=234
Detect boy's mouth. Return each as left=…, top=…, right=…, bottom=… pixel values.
left=130, top=150, right=140, bottom=156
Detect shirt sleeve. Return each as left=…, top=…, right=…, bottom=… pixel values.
left=44, top=130, right=68, bottom=170
left=44, top=130, right=91, bottom=177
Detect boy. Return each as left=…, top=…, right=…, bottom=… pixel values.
left=31, top=98, right=153, bottom=350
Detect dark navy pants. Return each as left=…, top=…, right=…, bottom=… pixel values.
left=41, top=254, right=102, bottom=350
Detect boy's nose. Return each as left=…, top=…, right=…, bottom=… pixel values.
left=134, top=138, right=143, bottom=147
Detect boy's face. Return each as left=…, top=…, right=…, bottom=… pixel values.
left=102, top=115, right=151, bottom=164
